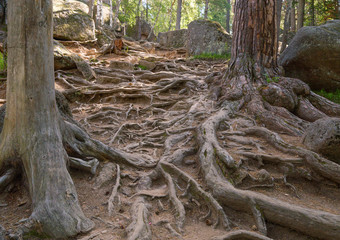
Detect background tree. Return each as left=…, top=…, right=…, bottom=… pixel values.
left=297, top=0, right=305, bottom=29
left=0, top=0, right=94, bottom=237
left=204, top=0, right=209, bottom=19
left=176, top=0, right=183, bottom=30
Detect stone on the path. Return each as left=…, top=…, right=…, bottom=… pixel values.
left=303, top=117, right=340, bottom=164
left=110, top=60, right=134, bottom=71
left=158, top=29, right=188, bottom=48
left=53, top=0, right=95, bottom=41
left=187, top=19, right=232, bottom=56
left=138, top=59, right=156, bottom=70
left=279, top=20, right=340, bottom=91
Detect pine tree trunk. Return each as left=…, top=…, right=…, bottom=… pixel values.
left=226, top=0, right=231, bottom=33
left=0, top=0, right=93, bottom=238
left=204, top=0, right=209, bottom=20
left=229, top=0, right=278, bottom=79
left=297, top=0, right=305, bottom=29
left=290, top=3, right=296, bottom=31
left=176, top=0, right=182, bottom=30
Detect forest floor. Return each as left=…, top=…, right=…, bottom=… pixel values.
left=0, top=40, right=340, bottom=240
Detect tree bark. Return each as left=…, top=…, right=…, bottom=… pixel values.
left=176, top=0, right=182, bottom=30
left=276, top=0, right=283, bottom=53
left=229, top=0, right=278, bottom=79
left=226, top=0, right=231, bottom=33
left=96, top=0, right=103, bottom=28
left=88, top=0, right=94, bottom=18
left=297, top=0, right=305, bottom=29
left=0, top=0, right=93, bottom=238
left=204, top=0, right=209, bottom=20
left=281, top=0, right=292, bottom=53
left=290, top=2, right=296, bottom=31
left=110, top=0, right=113, bottom=27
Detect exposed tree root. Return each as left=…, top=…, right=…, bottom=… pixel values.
left=197, top=104, right=340, bottom=239
left=108, top=164, right=121, bottom=216
left=212, top=230, right=273, bottom=240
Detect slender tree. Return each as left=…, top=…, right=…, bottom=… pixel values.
left=0, top=0, right=94, bottom=238
left=226, top=0, right=231, bottom=33
left=310, top=0, right=315, bottom=25
left=281, top=0, right=292, bottom=53
left=88, top=0, right=94, bottom=18
left=297, top=0, right=305, bottom=29
left=176, top=0, right=183, bottom=30
left=290, top=1, right=296, bottom=31
left=96, top=0, right=104, bottom=28
left=204, top=0, right=209, bottom=19
left=168, top=0, right=176, bottom=31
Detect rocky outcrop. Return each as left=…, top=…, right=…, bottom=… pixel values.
left=54, top=40, right=96, bottom=80
left=53, top=0, right=95, bottom=41
left=279, top=20, right=340, bottom=91
left=187, top=20, right=231, bottom=56
left=303, top=117, right=340, bottom=164
left=127, top=19, right=156, bottom=41
left=158, top=29, right=188, bottom=48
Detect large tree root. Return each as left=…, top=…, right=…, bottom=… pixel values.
left=197, top=104, right=340, bottom=239
left=211, top=230, right=273, bottom=240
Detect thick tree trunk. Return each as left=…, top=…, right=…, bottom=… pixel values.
left=176, top=0, right=182, bottom=30
left=204, top=0, right=209, bottom=20
left=110, top=0, right=113, bottom=27
left=226, top=0, right=231, bottom=33
left=0, top=0, right=93, bottom=238
left=281, top=0, right=292, bottom=53
left=290, top=3, right=296, bottom=31
left=229, top=0, right=278, bottom=80
left=113, top=0, right=122, bottom=29
left=88, top=0, right=94, bottom=18
left=297, top=0, right=305, bottom=29
left=136, top=0, right=142, bottom=40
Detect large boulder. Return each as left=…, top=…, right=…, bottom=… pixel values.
left=53, top=0, right=95, bottom=41
left=127, top=19, right=157, bottom=41
left=279, top=20, right=340, bottom=91
left=54, top=40, right=96, bottom=80
left=158, top=29, right=188, bottom=48
left=303, top=117, right=340, bottom=164
left=187, top=20, right=231, bottom=56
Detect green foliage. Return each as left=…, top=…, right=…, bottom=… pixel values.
left=193, top=52, right=230, bottom=60
left=0, top=52, right=6, bottom=72
left=136, top=64, right=148, bottom=70
left=264, top=73, right=279, bottom=83
left=315, top=89, right=340, bottom=104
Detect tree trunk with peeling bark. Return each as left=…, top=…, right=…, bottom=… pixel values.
left=226, top=0, right=231, bottom=33
left=0, top=1, right=94, bottom=238
left=88, top=0, right=94, bottom=18
left=281, top=0, right=292, bottom=53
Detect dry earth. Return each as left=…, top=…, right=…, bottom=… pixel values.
left=0, top=39, right=340, bottom=240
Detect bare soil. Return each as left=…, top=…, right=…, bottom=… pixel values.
left=1, top=40, right=339, bottom=240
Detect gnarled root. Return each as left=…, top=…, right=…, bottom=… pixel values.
left=198, top=104, right=340, bottom=239
left=212, top=230, right=273, bottom=240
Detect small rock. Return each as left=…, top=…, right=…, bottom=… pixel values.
left=109, top=61, right=134, bottom=71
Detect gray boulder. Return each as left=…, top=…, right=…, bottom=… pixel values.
left=158, top=29, right=188, bottom=48
left=54, top=40, right=96, bottom=80
left=303, top=117, right=340, bottom=164
left=187, top=20, right=231, bottom=56
left=279, top=20, right=340, bottom=91
left=127, top=19, right=156, bottom=41
left=53, top=0, right=95, bottom=41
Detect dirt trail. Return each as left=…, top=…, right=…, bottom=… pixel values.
left=1, top=40, right=340, bottom=240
